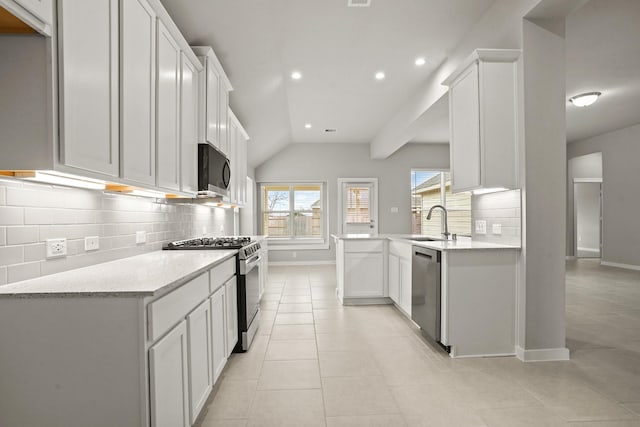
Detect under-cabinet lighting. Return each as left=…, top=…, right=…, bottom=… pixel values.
left=472, top=188, right=508, bottom=195
left=7, top=170, right=106, bottom=190
left=569, top=92, right=601, bottom=107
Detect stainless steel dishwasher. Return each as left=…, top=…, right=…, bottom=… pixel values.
left=411, top=246, right=442, bottom=345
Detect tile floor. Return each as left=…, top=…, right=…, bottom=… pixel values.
left=197, top=259, right=640, bottom=426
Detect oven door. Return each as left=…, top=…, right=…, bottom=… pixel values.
left=241, top=254, right=261, bottom=338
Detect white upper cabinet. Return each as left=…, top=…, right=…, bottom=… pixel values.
left=192, top=46, right=233, bottom=154
left=156, top=20, right=180, bottom=191
left=180, top=53, right=200, bottom=195
left=443, top=49, right=520, bottom=193
left=120, top=0, right=157, bottom=186
left=57, top=0, right=119, bottom=177
left=227, top=113, right=238, bottom=204
left=0, top=0, right=53, bottom=35
left=229, top=108, right=249, bottom=206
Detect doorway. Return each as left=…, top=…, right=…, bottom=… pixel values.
left=574, top=180, right=602, bottom=258
left=337, top=178, right=378, bottom=234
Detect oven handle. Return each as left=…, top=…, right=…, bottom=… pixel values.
left=244, top=255, right=262, bottom=271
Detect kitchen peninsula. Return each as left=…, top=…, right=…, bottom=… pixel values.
left=332, top=234, right=520, bottom=358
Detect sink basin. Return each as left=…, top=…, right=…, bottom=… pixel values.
left=409, top=236, right=445, bottom=242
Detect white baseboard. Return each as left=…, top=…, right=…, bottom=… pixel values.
left=269, top=260, right=336, bottom=267
left=600, top=261, right=640, bottom=271
left=516, top=346, right=570, bottom=362
left=577, top=247, right=600, bottom=255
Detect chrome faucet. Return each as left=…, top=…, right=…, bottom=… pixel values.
left=426, top=204, right=451, bottom=240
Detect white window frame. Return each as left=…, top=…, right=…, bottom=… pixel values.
left=258, top=181, right=329, bottom=250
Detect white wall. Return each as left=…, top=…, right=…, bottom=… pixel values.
left=255, top=143, right=449, bottom=263
left=568, top=122, right=640, bottom=267
left=0, top=178, right=235, bottom=285
left=472, top=189, right=522, bottom=246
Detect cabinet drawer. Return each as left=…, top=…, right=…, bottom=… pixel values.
left=210, top=257, right=236, bottom=293
left=148, top=272, right=209, bottom=342
left=389, top=241, right=412, bottom=259
left=344, top=240, right=384, bottom=253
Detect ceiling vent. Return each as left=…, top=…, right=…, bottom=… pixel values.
left=348, top=0, right=371, bottom=7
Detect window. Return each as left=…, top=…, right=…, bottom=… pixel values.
left=411, top=171, right=471, bottom=236
left=345, top=186, right=370, bottom=224
left=260, top=183, right=327, bottom=247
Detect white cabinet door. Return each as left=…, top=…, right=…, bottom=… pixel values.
left=156, top=20, right=180, bottom=191
left=238, top=134, right=247, bottom=205
left=180, top=53, right=199, bottom=194
left=205, top=56, right=220, bottom=148
left=186, top=300, right=212, bottom=425
left=218, top=86, right=229, bottom=155
left=58, top=0, right=119, bottom=177
left=449, top=62, right=480, bottom=192
left=121, top=0, right=156, bottom=186
left=399, top=258, right=412, bottom=316
left=344, top=252, right=384, bottom=298
left=388, top=253, right=399, bottom=303
left=228, top=115, right=238, bottom=203
left=149, top=320, right=189, bottom=427
left=209, top=285, right=227, bottom=383
left=225, top=276, right=238, bottom=356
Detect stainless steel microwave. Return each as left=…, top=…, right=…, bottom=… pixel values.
left=198, top=144, right=231, bottom=197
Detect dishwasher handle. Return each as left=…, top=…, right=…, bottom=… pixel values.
left=414, top=251, right=433, bottom=259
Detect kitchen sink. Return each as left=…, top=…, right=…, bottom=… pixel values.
left=409, top=236, right=445, bottom=242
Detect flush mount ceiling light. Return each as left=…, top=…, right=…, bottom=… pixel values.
left=415, top=57, right=426, bottom=66
left=569, top=91, right=601, bottom=107
left=375, top=71, right=385, bottom=80
left=304, top=123, right=312, bottom=129
left=291, top=71, right=302, bottom=80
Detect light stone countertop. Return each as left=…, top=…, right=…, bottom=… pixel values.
left=0, top=250, right=237, bottom=298
left=332, top=233, right=520, bottom=251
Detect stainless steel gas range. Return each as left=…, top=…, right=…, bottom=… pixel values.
left=163, top=236, right=263, bottom=352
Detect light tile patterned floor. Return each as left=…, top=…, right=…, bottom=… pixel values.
left=197, top=260, right=640, bottom=426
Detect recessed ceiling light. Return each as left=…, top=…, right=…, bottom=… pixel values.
left=291, top=71, right=302, bottom=80
left=415, top=57, right=426, bottom=66
left=569, top=91, right=601, bottom=107
left=375, top=71, right=385, bottom=80
left=305, top=123, right=312, bottom=129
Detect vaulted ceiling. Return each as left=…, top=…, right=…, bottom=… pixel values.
left=160, top=0, right=640, bottom=166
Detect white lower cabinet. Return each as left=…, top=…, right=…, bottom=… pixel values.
left=210, top=284, right=227, bottom=383
left=344, top=252, right=384, bottom=298
left=186, top=300, right=213, bottom=425
left=225, top=277, right=238, bottom=355
left=149, top=320, right=190, bottom=427
left=388, top=254, right=400, bottom=303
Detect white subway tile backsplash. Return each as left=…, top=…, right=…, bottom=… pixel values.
left=0, top=246, right=24, bottom=266
left=6, top=226, right=39, bottom=245
left=7, top=262, right=41, bottom=283
left=0, top=206, right=24, bottom=225
left=39, top=225, right=103, bottom=241
left=0, top=178, right=233, bottom=282
left=472, top=189, right=521, bottom=245
left=24, top=243, right=46, bottom=262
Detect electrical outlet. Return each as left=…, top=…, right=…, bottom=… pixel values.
left=46, top=238, right=67, bottom=258
left=475, top=220, right=487, bottom=235
left=492, top=224, right=502, bottom=235
left=136, top=231, right=146, bottom=244
left=390, top=207, right=399, bottom=213
left=292, top=252, right=297, bottom=258
left=84, top=236, right=100, bottom=251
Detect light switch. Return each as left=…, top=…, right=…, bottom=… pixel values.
left=136, top=231, right=147, bottom=244
left=84, top=236, right=99, bottom=251
left=475, top=220, right=487, bottom=234
left=390, top=207, right=399, bottom=213
left=492, top=224, right=502, bottom=235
